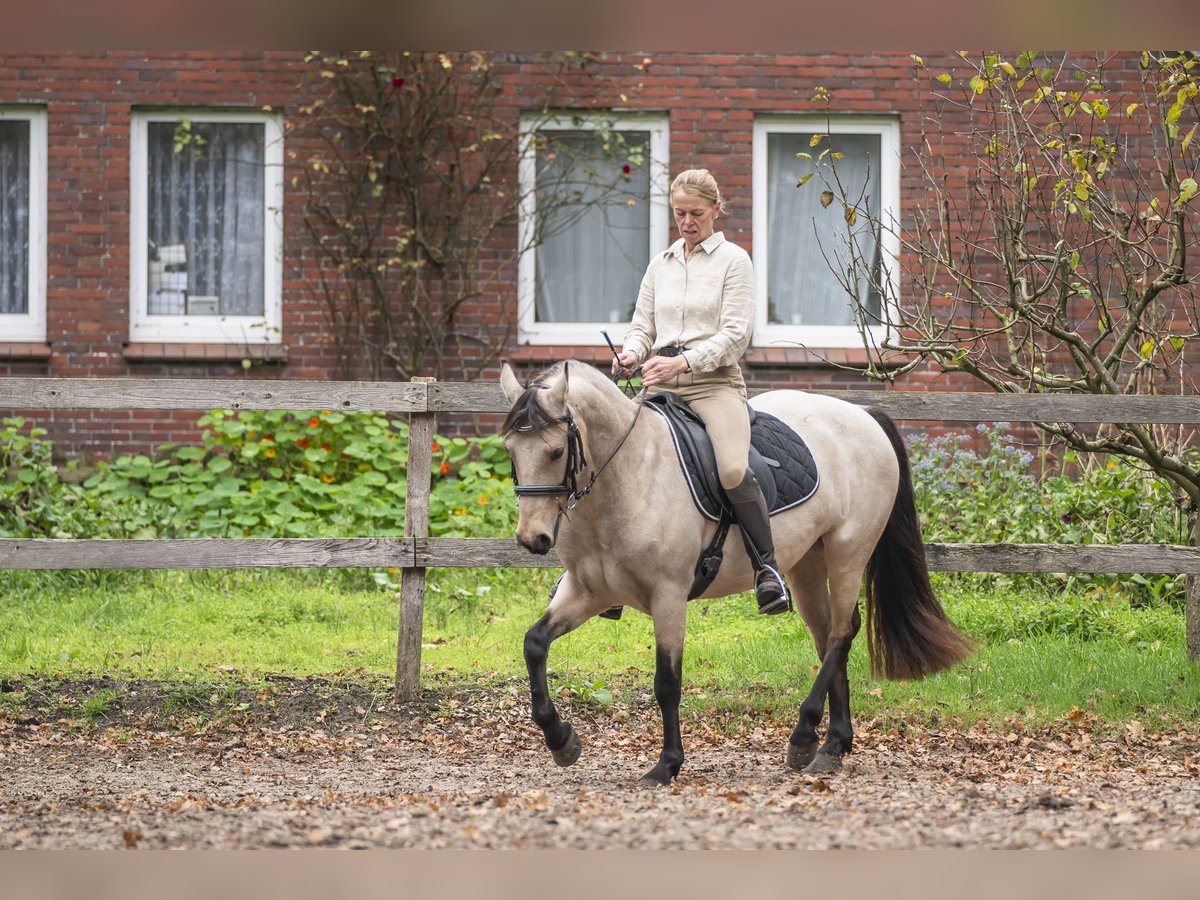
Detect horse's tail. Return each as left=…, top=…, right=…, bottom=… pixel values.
left=863, top=408, right=974, bottom=680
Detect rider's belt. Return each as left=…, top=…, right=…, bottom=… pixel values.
left=655, top=345, right=689, bottom=358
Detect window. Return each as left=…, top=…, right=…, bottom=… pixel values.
left=130, top=109, right=282, bottom=344
left=0, top=107, right=46, bottom=342
left=518, top=113, right=669, bottom=345
left=753, top=116, right=900, bottom=349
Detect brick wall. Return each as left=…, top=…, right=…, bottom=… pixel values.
left=0, top=50, right=1168, bottom=458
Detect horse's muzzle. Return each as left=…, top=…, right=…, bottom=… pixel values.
left=518, top=532, right=554, bottom=555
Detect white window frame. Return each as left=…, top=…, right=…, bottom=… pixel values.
left=517, top=112, right=670, bottom=346
left=752, top=115, right=901, bottom=350
left=129, top=108, right=283, bottom=344
left=0, top=106, right=47, bottom=342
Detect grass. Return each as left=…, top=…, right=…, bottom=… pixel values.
left=2, top=567, right=1199, bottom=735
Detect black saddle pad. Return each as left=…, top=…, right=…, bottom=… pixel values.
left=644, top=392, right=820, bottom=522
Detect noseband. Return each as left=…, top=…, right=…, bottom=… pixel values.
left=511, top=394, right=644, bottom=516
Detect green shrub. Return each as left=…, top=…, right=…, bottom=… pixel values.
left=76, top=409, right=516, bottom=540
left=910, top=423, right=1189, bottom=606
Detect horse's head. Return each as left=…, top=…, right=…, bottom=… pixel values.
left=500, top=361, right=579, bottom=554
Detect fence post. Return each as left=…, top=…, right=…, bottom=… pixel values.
left=396, top=376, right=437, bottom=701
left=1189, top=513, right=1200, bottom=663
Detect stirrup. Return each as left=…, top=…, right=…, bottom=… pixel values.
left=755, top=566, right=791, bottom=616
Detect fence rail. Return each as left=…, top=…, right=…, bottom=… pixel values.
left=3, top=375, right=1199, bottom=694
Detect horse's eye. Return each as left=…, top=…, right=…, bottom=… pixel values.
left=550, top=447, right=565, bottom=461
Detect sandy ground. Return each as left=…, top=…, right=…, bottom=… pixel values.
left=2, top=677, right=1198, bottom=849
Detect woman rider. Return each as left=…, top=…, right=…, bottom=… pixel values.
left=612, top=168, right=790, bottom=615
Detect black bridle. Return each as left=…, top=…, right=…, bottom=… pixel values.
left=511, top=410, right=589, bottom=502
left=511, top=396, right=644, bottom=516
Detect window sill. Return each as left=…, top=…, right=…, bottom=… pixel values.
left=744, top=346, right=912, bottom=369
left=0, top=342, right=52, bottom=359
left=507, top=346, right=618, bottom=366
left=122, top=342, right=288, bottom=363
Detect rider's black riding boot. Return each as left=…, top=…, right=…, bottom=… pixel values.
left=726, top=469, right=791, bottom=615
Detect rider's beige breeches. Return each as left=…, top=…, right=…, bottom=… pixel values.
left=649, top=364, right=750, bottom=490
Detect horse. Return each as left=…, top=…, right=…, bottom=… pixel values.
left=500, top=360, right=972, bottom=785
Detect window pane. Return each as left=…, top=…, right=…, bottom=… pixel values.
left=147, top=121, right=265, bottom=317
left=534, top=130, right=650, bottom=324
left=767, top=131, right=882, bottom=326
left=0, top=120, right=30, bottom=316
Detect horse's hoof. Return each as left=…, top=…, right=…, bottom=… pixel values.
left=803, top=751, right=843, bottom=775
left=786, top=740, right=818, bottom=771
left=638, top=767, right=676, bottom=787
left=551, top=725, right=581, bottom=767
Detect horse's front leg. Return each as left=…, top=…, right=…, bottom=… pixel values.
left=641, top=598, right=687, bottom=786
left=524, top=573, right=598, bottom=767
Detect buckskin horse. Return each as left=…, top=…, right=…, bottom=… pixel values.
left=500, top=360, right=971, bottom=785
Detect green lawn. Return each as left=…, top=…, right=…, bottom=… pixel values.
left=2, top=567, right=1198, bottom=733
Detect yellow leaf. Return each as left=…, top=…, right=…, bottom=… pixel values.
left=1074, top=183, right=1089, bottom=201
left=1140, top=340, right=1155, bottom=359
left=809, top=133, right=826, bottom=148
left=844, top=206, right=858, bottom=226
left=937, top=73, right=952, bottom=84
left=796, top=173, right=813, bottom=187
left=1126, top=102, right=1140, bottom=116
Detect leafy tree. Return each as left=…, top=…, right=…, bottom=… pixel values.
left=796, top=51, right=1200, bottom=657
left=295, top=51, right=644, bottom=381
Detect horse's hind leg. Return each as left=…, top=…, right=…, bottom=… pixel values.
left=641, top=598, right=687, bottom=786
left=787, top=547, right=865, bottom=774
left=785, top=549, right=831, bottom=771
left=524, top=573, right=603, bottom=767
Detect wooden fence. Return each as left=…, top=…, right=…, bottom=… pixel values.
left=2, top=376, right=1199, bottom=698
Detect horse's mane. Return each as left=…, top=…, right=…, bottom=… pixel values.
left=500, top=363, right=564, bottom=435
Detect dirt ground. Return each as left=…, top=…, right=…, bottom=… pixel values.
left=2, top=676, right=1198, bottom=849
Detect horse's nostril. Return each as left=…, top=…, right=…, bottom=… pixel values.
left=531, top=534, right=552, bottom=555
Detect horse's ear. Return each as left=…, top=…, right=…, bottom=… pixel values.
left=542, top=362, right=569, bottom=415
left=500, top=362, right=523, bottom=406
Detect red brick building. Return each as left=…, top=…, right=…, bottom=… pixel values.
left=0, top=50, right=1160, bottom=458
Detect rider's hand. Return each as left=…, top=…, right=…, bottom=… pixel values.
left=612, top=350, right=638, bottom=377
left=640, top=354, right=688, bottom=387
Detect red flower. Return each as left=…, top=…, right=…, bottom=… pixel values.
left=622, top=164, right=631, bottom=174
left=263, top=434, right=274, bottom=442
left=431, top=441, right=441, bottom=452
left=296, top=438, right=310, bottom=449
left=308, top=417, right=320, bottom=428
left=392, top=76, right=405, bottom=88
left=440, top=462, right=450, bottom=476
left=321, top=444, right=332, bottom=453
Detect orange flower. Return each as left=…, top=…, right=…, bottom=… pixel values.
left=477, top=494, right=489, bottom=506
left=309, top=417, right=320, bottom=428
left=321, top=444, right=331, bottom=453
left=296, top=438, right=310, bottom=449
left=453, top=506, right=466, bottom=516
left=321, top=474, right=335, bottom=484
left=264, top=448, right=276, bottom=459
left=440, top=462, right=450, bottom=476
left=431, top=441, right=441, bottom=452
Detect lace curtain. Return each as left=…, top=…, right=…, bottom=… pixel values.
left=146, top=121, right=265, bottom=316
left=766, top=131, right=883, bottom=326
left=534, top=130, right=650, bottom=324
left=0, top=120, right=29, bottom=316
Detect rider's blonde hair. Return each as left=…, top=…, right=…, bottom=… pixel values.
left=670, top=169, right=722, bottom=207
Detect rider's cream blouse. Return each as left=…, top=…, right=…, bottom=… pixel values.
left=620, top=231, right=755, bottom=376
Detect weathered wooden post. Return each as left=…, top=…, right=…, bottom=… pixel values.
left=1189, top=512, right=1200, bottom=663
left=396, top=376, right=437, bottom=701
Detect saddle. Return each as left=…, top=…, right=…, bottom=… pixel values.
left=643, top=392, right=820, bottom=599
